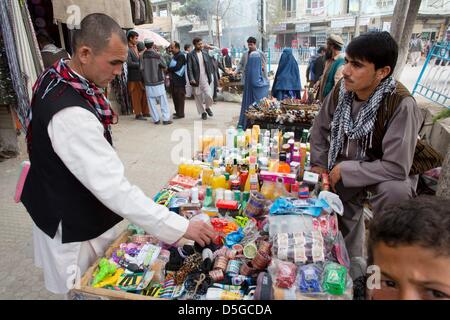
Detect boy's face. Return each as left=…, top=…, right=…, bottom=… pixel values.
left=369, top=242, right=450, bottom=300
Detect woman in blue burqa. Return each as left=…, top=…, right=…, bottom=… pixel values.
left=271, top=48, right=302, bottom=101
left=238, top=51, right=269, bottom=128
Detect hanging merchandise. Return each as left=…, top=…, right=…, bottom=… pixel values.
left=0, top=33, right=16, bottom=105
left=130, top=0, right=154, bottom=25
left=0, top=0, right=32, bottom=133
left=9, top=0, right=41, bottom=99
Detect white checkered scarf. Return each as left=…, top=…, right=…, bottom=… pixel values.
left=328, top=76, right=397, bottom=170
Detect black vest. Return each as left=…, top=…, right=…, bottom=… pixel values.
left=21, top=74, right=123, bottom=243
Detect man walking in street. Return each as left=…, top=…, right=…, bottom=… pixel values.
left=315, top=34, right=345, bottom=102
left=141, top=40, right=173, bottom=125
left=127, top=30, right=150, bottom=120
left=235, top=37, right=267, bottom=84
left=306, top=46, right=326, bottom=88
left=168, top=41, right=187, bottom=119
left=187, top=37, right=214, bottom=120
left=409, top=35, right=423, bottom=67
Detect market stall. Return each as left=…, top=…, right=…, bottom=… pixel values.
left=245, top=95, right=320, bottom=139
left=74, top=125, right=353, bottom=301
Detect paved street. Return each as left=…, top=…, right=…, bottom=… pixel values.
left=0, top=64, right=430, bottom=299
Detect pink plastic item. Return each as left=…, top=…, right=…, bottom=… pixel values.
left=14, top=161, right=30, bottom=203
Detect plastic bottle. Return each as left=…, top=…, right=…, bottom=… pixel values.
left=203, top=187, right=214, bottom=208
left=241, top=192, right=250, bottom=214
left=226, top=127, right=237, bottom=150
left=202, top=168, right=213, bottom=186
left=215, top=188, right=225, bottom=205
left=191, top=187, right=199, bottom=204
left=251, top=125, right=260, bottom=145
left=245, top=156, right=260, bottom=192
left=278, top=152, right=291, bottom=174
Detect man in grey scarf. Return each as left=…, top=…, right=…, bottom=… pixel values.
left=310, top=32, right=423, bottom=278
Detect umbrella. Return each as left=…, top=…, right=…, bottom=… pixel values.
left=134, top=28, right=170, bottom=48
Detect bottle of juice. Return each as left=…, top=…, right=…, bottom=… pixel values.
left=251, top=125, right=260, bottom=145
left=245, top=156, right=260, bottom=192
left=202, top=167, right=213, bottom=186
left=178, top=160, right=187, bottom=176
left=278, top=152, right=291, bottom=174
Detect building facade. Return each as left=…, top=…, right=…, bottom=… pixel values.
left=270, top=0, right=450, bottom=48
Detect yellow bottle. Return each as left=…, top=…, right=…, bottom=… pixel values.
left=245, top=156, right=260, bottom=192
left=178, top=163, right=187, bottom=176
left=251, top=125, right=260, bottom=145
left=202, top=168, right=213, bottom=186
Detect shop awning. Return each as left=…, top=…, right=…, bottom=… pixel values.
left=52, top=0, right=134, bottom=29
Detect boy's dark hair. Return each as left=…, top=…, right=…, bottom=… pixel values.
left=184, top=44, right=191, bottom=51
left=247, top=37, right=257, bottom=44
left=173, top=41, right=180, bottom=50
left=145, top=42, right=154, bottom=49
left=368, top=196, right=450, bottom=265
left=193, top=37, right=202, bottom=45
left=137, top=41, right=145, bottom=52
left=346, top=31, right=398, bottom=78
left=317, top=46, right=326, bottom=54
left=72, top=13, right=127, bottom=54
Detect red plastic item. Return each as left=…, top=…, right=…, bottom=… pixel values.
left=168, top=174, right=198, bottom=188
left=216, top=200, right=239, bottom=210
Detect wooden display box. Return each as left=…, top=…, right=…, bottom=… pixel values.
left=71, top=230, right=164, bottom=300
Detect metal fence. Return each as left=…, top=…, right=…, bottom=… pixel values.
left=413, top=42, right=450, bottom=108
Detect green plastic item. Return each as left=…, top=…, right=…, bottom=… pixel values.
left=203, top=186, right=214, bottom=208
left=92, top=258, right=117, bottom=286
left=322, top=262, right=347, bottom=295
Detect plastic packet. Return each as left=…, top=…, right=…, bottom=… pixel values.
left=274, top=261, right=298, bottom=289
left=271, top=231, right=326, bottom=264
left=322, top=262, right=348, bottom=296
left=298, top=263, right=323, bottom=294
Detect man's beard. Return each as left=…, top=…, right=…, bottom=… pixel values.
left=325, top=49, right=333, bottom=60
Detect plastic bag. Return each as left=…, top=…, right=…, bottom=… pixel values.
left=271, top=231, right=326, bottom=265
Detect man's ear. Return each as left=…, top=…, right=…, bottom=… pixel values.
left=378, top=66, right=391, bottom=80
left=77, top=46, right=93, bottom=65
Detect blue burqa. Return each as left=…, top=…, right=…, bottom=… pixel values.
left=238, top=52, right=269, bottom=128
left=271, top=48, right=302, bottom=101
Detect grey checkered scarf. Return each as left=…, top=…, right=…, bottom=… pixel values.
left=328, top=76, right=397, bottom=170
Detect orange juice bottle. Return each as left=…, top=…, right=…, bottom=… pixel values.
left=202, top=168, right=213, bottom=186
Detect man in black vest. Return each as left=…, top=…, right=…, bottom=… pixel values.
left=21, top=13, right=215, bottom=295
left=310, top=32, right=423, bottom=278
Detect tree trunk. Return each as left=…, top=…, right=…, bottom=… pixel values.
left=437, top=147, right=450, bottom=199
left=393, top=0, right=422, bottom=80
left=390, top=0, right=409, bottom=45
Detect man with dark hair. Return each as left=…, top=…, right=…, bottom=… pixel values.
left=367, top=196, right=450, bottom=300
left=306, top=46, right=325, bottom=87
left=187, top=37, right=214, bottom=120
left=127, top=30, right=150, bottom=120
left=316, top=34, right=345, bottom=101
left=168, top=41, right=187, bottom=119
left=236, top=36, right=267, bottom=84
left=141, top=39, right=172, bottom=125
left=21, top=13, right=216, bottom=294
left=183, top=43, right=193, bottom=97
left=310, top=31, right=423, bottom=265
left=36, top=30, right=70, bottom=68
